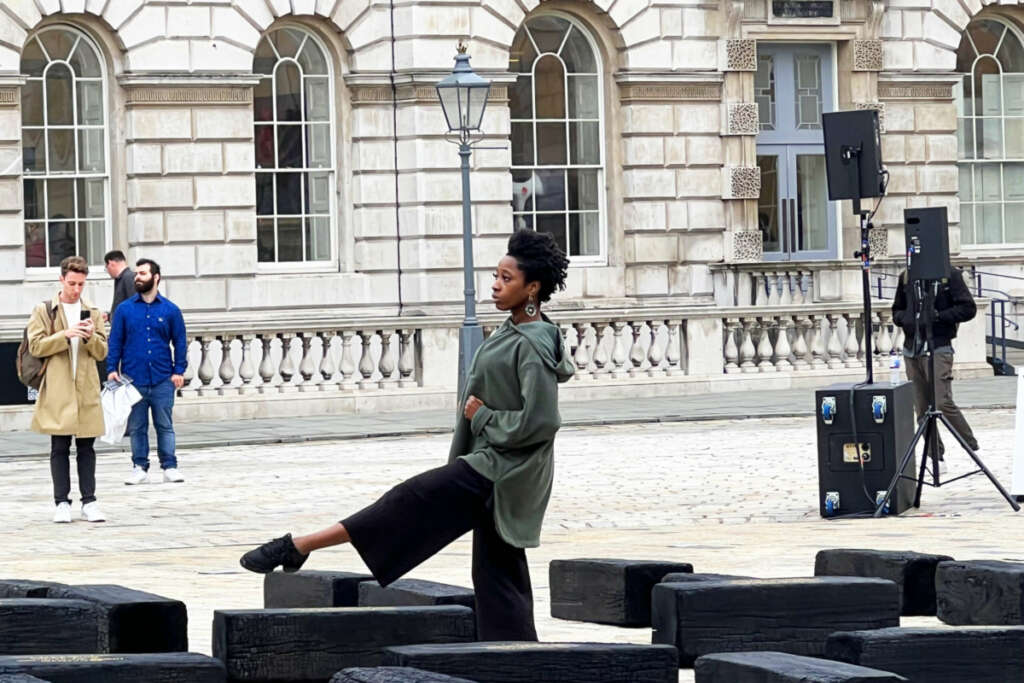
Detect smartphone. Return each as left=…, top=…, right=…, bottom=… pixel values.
left=80, top=310, right=91, bottom=323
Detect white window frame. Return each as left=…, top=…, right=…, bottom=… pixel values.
left=253, top=25, right=338, bottom=274
left=21, top=24, right=111, bottom=280
left=956, top=17, right=1024, bottom=250
left=510, top=12, right=608, bottom=267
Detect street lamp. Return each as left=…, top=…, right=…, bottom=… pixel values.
left=436, top=41, right=491, bottom=397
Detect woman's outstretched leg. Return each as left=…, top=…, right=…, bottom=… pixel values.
left=239, top=523, right=351, bottom=574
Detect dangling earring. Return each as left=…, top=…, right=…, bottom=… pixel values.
left=525, top=295, right=537, bottom=318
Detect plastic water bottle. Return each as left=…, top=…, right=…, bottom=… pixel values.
left=889, top=354, right=902, bottom=386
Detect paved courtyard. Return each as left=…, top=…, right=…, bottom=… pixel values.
left=1, top=409, right=1021, bottom=681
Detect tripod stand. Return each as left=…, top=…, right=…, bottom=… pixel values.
left=874, top=280, right=1021, bottom=516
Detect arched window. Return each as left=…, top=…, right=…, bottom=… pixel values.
left=21, top=26, right=109, bottom=268
left=509, top=15, right=605, bottom=261
left=956, top=18, right=1024, bottom=245
left=253, top=27, right=335, bottom=263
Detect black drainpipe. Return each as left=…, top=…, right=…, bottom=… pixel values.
left=389, top=0, right=403, bottom=315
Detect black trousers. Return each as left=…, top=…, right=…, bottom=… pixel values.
left=342, top=459, right=537, bottom=641
left=50, top=435, right=97, bottom=505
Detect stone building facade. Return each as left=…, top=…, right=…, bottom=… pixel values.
left=0, top=0, right=1017, bottom=415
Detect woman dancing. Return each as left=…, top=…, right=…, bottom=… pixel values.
left=240, top=229, right=574, bottom=640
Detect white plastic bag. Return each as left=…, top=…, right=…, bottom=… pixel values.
left=100, top=377, right=142, bottom=445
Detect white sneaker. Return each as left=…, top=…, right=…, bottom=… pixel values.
left=162, top=468, right=184, bottom=483
left=52, top=502, right=72, bottom=523
left=124, top=467, right=149, bottom=485
left=81, top=502, right=106, bottom=522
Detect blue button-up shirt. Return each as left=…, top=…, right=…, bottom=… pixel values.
left=107, top=293, right=188, bottom=387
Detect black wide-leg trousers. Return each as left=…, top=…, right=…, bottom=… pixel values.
left=342, top=459, right=538, bottom=641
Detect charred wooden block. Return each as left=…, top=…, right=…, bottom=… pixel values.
left=826, top=626, right=1024, bottom=682
left=661, top=573, right=748, bottom=584
left=651, top=577, right=900, bottom=667
left=263, top=570, right=371, bottom=608
left=331, top=667, right=477, bottom=682
left=213, top=606, right=475, bottom=682
left=935, top=560, right=1024, bottom=625
left=382, top=642, right=678, bottom=683
left=694, top=651, right=908, bottom=682
left=0, top=653, right=225, bottom=682
left=358, top=580, right=475, bottom=610
left=814, top=549, right=953, bottom=616
left=45, top=585, right=187, bottom=653
left=0, top=582, right=63, bottom=599
left=549, top=559, right=693, bottom=626
left=0, top=599, right=103, bottom=655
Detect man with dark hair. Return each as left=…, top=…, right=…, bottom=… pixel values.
left=107, top=258, right=188, bottom=485
left=104, top=250, right=135, bottom=319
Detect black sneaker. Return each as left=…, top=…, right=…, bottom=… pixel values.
left=239, top=533, right=308, bottom=574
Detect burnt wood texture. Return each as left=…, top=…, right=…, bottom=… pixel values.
left=0, top=582, right=63, bottom=599
left=358, top=580, right=475, bottom=610
left=0, top=599, right=103, bottom=655
left=0, top=653, right=225, bottom=682
left=694, top=651, right=908, bottom=682
left=651, top=577, right=900, bottom=666
left=213, top=606, right=476, bottom=682
left=549, top=558, right=693, bottom=626
left=826, top=626, right=1024, bottom=682
left=382, top=642, right=679, bottom=683
left=331, top=667, right=477, bottom=682
left=935, top=559, right=1024, bottom=624
left=660, top=573, right=749, bottom=584
left=814, top=549, right=953, bottom=615
left=263, top=570, right=371, bottom=608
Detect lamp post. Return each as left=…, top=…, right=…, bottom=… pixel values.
left=436, top=41, right=491, bottom=397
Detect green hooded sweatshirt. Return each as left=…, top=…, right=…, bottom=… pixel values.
left=448, top=316, right=575, bottom=548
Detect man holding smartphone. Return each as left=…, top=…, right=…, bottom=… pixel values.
left=107, top=258, right=188, bottom=485
left=27, top=256, right=108, bottom=523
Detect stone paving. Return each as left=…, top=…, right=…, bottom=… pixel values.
left=2, top=407, right=1022, bottom=681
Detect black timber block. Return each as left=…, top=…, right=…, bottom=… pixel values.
left=331, top=667, right=477, bottom=682
left=263, top=570, right=371, bottom=608
left=358, top=579, right=475, bottom=610
left=382, top=642, right=678, bottom=683
left=0, top=582, right=63, bottom=599
left=661, top=573, right=748, bottom=584
left=549, top=558, right=693, bottom=626
left=213, top=605, right=475, bottom=682
left=0, top=675, right=52, bottom=683
left=826, top=626, right=1024, bottom=683
left=45, top=584, right=187, bottom=653
left=651, top=577, right=900, bottom=667
left=0, top=652, right=225, bottom=683
left=0, top=599, right=103, bottom=655
left=935, top=560, right=1024, bottom=625
left=814, top=549, right=953, bottom=616
left=694, top=652, right=907, bottom=682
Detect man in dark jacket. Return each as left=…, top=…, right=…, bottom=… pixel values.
left=104, top=250, right=135, bottom=320
left=891, top=267, right=978, bottom=465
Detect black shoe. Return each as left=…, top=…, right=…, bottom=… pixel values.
left=239, top=533, right=308, bottom=574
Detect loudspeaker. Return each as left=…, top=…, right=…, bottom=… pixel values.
left=822, top=110, right=885, bottom=201
left=815, top=382, right=916, bottom=517
left=904, top=206, right=950, bottom=282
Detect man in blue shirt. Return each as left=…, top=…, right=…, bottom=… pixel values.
left=107, top=258, right=188, bottom=485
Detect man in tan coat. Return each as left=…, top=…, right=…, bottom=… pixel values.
left=27, top=256, right=109, bottom=523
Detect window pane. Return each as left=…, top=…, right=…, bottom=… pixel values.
left=76, top=178, right=104, bottom=218
left=276, top=173, right=302, bottom=214
left=796, top=154, right=828, bottom=251
left=275, top=62, right=302, bottom=122
left=305, top=171, right=331, bottom=214
left=569, top=212, right=600, bottom=256
left=254, top=39, right=277, bottom=75
left=535, top=169, right=565, bottom=210
left=757, top=155, right=780, bottom=252
left=68, top=41, right=101, bottom=77
left=569, top=121, right=599, bottom=164
left=24, top=180, right=43, bottom=220
left=511, top=122, right=533, bottom=166
left=1006, top=75, right=1024, bottom=116
left=534, top=55, right=565, bottom=119
left=21, top=81, right=42, bottom=125
left=510, top=76, right=532, bottom=119
left=47, top=129, right=74, bottom=172
left=978, top=203, right=1002, bottom=243
left=272, top=28, right=305, bottom=58
left=21, top=38, right=46, bottom=76
left=256, top=173, right=274, bottom=215
left=254, top=79, right=273, bottom=121
left=47, top=179, right=73, bottom=219
left=25, top=223, right=46, bottom=267
left=978, top=164, right=1001, bottom=201
left=755, top=54, right=775, bottom=131
left=509, top=31, right=536, bottom=73
left=39, top=30, right=75, bottom=61
left=1006, top=119, right=1024, bottom=158
left=255, top=125, right=275, bottom=168
left=511, top=171, right=534, bottom=212
left=257, top=218, right=275, bottom=261
left=513, top=213, right=533, bottom=230
left=969, top=20, right=1004, bottom=57
left=78, top=129, right=104, bottom=172
left=78, top=220, right=104, bottom=264
left=536, top=212, right=567, bottom=252
left=794, top=55, right=822, bottom=130
left=528, top=16, right=570, bottom=54
left=297, top=40, right=327, bottom=75
left=48, top=220, right=75, bottom=263
left=22, top=129, right=45, bottom=173
left=567, top=169, right=598, bottom=210
left=1006, top=203, right=1024, bottom=242
left=77, top=81, right=103, bottom=125
left=536, top=122, right=566, bottom=165
left=560, top=26, right=596, bottom=73
left=304, top=78, right=330, bottom=121
left=958, top=118, right=975, bottom=159
left=277, top=125, right=302, bottom=168
left=277, top=216, right=302, bottom=261
left=305, top=216, right=330, bottom=260
left=959, top=165, right=973, bottom=199
left=976, top=65, right=1001, bottom=116
left=960, top=203, right=975, bottom=244
left=45, top=64, right=74, bottom=125
left=568, top=76, right=598, bottom=118
left=307, top=124, right=330, bottom=168
left=1004, top=162, right=1024, bottom=200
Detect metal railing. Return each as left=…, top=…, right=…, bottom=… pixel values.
left=967, top=267, right=1021, bottom=375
